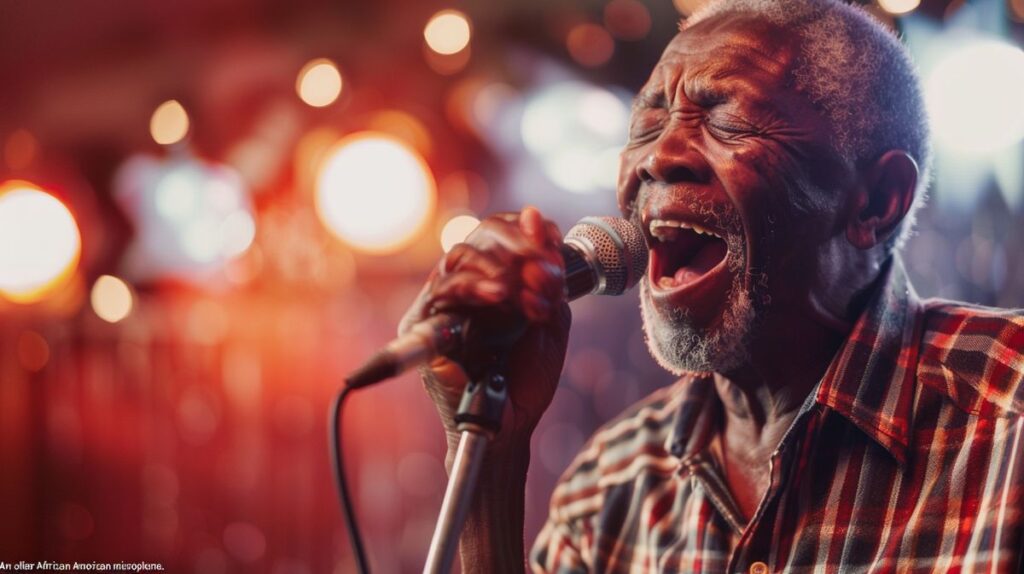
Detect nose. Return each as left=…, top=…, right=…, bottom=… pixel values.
left=635, top=128, right=711, bottom=185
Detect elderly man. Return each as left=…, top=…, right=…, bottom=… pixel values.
left=400, top=0, right=1024, bottom=571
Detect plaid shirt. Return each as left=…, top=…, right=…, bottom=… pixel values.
left=531, top=259, right=1024, bottom=573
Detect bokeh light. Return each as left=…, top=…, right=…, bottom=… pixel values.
left=0, top=182, right=81, bottom=303
left=113, top=155, right=256, bottom=281
left=878, top=0, right=920, bottom=15
left=296, top=58, right=343, bottom=108
left=672, top=0, right=709, bottom=16
left=603, top=0, right=652, bottom=41
left=440, top=214, right=481, bottom=252
left=566, top=24, right=615, bottom=68
left=150, top=100, right=190, bottom=146
left=315, top=132, right=435, bottom=254
left=926, top=41, right=1024, bottom=154
left=90, top=275, right=134, bottom=323
left=424, top=10, right=472, bottom=55
left=520, top=82, right=630, bottom=194
left=154, top=163, right=255, bottom=263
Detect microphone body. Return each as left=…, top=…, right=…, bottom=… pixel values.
left=346, top=216, right=647, bottom=388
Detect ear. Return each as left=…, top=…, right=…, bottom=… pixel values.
left=845, top=150, right=919, bottom=250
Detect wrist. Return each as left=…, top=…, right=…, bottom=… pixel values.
left=458, top=441, right=531, bottom=574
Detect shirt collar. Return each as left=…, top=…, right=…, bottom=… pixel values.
left=664, top=374, right=718, bottom=461
left=665, top=257, right=922, bottom=465
left=814, top=256, right=922, bottom=464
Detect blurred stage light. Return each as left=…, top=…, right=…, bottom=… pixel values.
left=90, top=275, right=133, bottom=323
left=672, top=0, right=709, bottom=16
left=926, top=41, right=1024, bottom=154
left=315, top=132, right=435, bottom=254
left=150, top=100, right=190, bottom=146
left=566, top=24, right=615, bottom=68
left=152, top=162, right=255, bottom=264
left=296, top=59, right=343, bottom=108
left=424, top=10, right=472, bottom=55
left=520, top=82, right=629, bottom=194
left=878, top=0, right=920, bottom=15
left=440, top=214, right=481, bottom=252
left=114, top=155, right=256, bottom=281
left=0, top=182, right=81, bottom=304
left=603, top=0, right=652, bottom=40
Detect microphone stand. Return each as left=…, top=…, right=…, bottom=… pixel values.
left=423, top=366, right=507, bottom=573
left=423, top=312, right=521, bottom=574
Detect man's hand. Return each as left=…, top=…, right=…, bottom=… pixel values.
left=398, top=206, right=572, bottom=457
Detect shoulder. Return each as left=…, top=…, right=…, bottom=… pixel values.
left=546, top=378, right=688, bottom=522
left=917, top=299, right=1024, bottom=416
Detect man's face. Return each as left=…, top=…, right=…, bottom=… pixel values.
left=619, top=15, right=849, bottom=375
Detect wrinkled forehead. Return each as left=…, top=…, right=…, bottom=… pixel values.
left=649, top=13, right=802, bottom=93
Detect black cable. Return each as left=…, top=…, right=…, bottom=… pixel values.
left=329, top=383, right=372, bottom=574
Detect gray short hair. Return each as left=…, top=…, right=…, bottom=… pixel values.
left=685, top=0, right=932, bottom=250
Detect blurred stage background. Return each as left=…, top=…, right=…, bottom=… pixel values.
left=2, top=0, right=1024, bottom=571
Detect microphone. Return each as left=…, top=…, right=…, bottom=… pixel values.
left=345, top=216, right=648, bottom=388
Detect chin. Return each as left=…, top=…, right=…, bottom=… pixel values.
left=639, top=274, right=758, bottom=376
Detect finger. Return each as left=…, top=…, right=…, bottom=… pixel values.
left=441, top=243, right=507, bottom=279
left=521, top=259, right=563, bottom=298
left=427, top=272, right=509, bottom=312
left=520, top=206, right=544, bottom=243
left=463, top=216, right=540, bottom=259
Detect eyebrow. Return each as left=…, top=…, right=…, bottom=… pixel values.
left=631, top=89, right=666, bottom=110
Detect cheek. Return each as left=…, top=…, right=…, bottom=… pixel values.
left=723, top=144, right=825, bottom=226
left=617, top=149, right=644, bottom=217
left=719, top=150, right=781, bottom=226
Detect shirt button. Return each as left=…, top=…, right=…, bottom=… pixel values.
left=748, top=562, right=769, bottom=574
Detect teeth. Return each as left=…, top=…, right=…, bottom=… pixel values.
left=648, top=219, right=721, bottom=241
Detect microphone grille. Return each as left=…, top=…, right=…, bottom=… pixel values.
left=565, top=216, right=648, bottom=296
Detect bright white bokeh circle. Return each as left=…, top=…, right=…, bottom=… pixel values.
left=91, top=275, right=134, bottom=323
left=315, top=133, right=435, bottom=253
left=0, top=184, right=81, bottom=302
left=424, top=10, right=472, bottom=55
left=440, top=214, right=481, bottom=253
left=296, top=59, right=343, bottom=108
left=926, top=41, right=1024, bottom=155
left=150, top=100, right=190, bottom=145
left=878, top=0, right=920, bottom=15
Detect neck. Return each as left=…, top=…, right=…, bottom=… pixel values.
left=714, top=308, right=848, bottom=447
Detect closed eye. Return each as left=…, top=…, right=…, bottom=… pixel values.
left=705, top=112, right=758, bottom=141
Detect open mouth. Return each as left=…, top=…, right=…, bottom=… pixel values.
left=649, top=219, right=729, bottom=290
